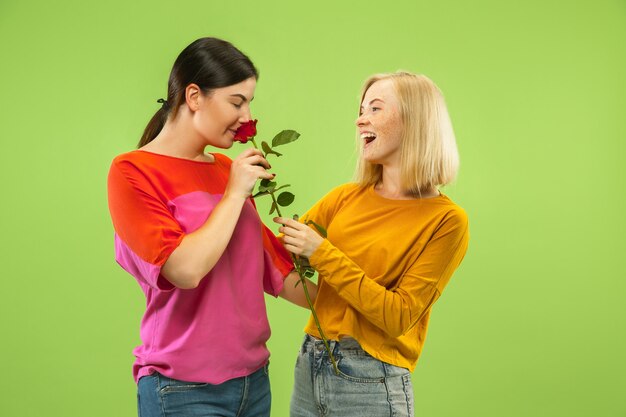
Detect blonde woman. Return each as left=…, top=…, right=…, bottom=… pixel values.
left=275, top=72, right=469, bottom=417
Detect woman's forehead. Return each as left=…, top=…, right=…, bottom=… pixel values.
left=363, top=79, right=397, bottom=104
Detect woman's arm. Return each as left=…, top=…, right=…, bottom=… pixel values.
left=161, top=149, right=274, bottom=289
left=274, top=212, right=469, bottom=337
left=278, top=271, right=318, bottom=308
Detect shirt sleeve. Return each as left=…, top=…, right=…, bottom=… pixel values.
left=309, top=208, right=469, bottom=338
left=107, top=159, right=185, bottom=291
left=261, top=224, right=295, bottom=296
left=298, top=184, right=352, bottom=232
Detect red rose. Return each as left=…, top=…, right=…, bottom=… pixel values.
left=234, top=119, right=258, bottom=143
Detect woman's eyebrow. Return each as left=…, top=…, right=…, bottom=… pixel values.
left=360, top=98, right=385, bottom=110
left=230, top=93, right=254, bottom=102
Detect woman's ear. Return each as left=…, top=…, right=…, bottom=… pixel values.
left=185, top=84, right=201, bottom=112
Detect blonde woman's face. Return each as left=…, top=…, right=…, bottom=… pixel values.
left=356, top=79, right=403, bottom=165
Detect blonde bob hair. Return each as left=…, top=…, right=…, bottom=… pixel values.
left=355, top=72, right=459, bottom=196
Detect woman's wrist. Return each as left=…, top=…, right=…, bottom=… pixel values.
left=221, top=189, right=250, bottom=205
left=308, top=238, right=329, bottom=266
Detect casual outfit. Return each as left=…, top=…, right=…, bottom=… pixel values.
left=291, top=183, right=469, bottom=417
left=107, top=150, right=293, bottom=417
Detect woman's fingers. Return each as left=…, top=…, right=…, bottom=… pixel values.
left=278, top=227, right=304, bottom=240
left=236, top=148, right=271, bottom=169
left=273, top=218, right=324, bottom=258
left=243, top=154, right=271, bottom=170
left=281, top=234, right=303, bottom=246
left=281, top=231, right=319, bottom=258
left=226, top=150, right=275, bottom=199
left=235, top=156, right=273, bottom=179
left=258, top=169, right=276, bottom=180
left=273, top=217, right=303, bottom=230
left=283, top=243, right=302, bottom=255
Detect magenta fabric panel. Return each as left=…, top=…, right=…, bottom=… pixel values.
left=130, top=191, right=275, bottom=384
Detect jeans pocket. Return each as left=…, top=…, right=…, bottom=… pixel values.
left=158, top=374, right=210, bottom=394
left=335, top=353, right=387, bottom=383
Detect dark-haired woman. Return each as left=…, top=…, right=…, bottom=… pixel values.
left=107, top=37, right=310, bottom=417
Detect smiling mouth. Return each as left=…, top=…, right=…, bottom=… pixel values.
left=361, top=132, right=377, bottom=145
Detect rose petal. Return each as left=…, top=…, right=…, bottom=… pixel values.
left=234, top=119, right=258, bottom=143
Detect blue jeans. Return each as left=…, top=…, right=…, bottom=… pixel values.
left=137, top=364, right=271, bottom=417
left=290, top=335, right=414, bottom=417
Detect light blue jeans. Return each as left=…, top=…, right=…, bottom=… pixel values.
left=290, top=335, right=414, bottom=417
left=137, top=364, right=271, bottom=417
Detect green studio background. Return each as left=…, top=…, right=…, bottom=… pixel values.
left=1, top=1, right=624, bottom=416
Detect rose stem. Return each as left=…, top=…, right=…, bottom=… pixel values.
left=249, top=137, right=339, bottom=374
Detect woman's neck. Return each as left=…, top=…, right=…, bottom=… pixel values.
left=141, top=110, right=212, bottom=162
left=375, top=165, right=439, bottom=200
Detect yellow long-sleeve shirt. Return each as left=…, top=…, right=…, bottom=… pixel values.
left=304, top=183, right=469, bottom=371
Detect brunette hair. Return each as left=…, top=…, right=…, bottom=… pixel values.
left=355, top=72, right=459, bottom=195
left=138, top=37, right=258, bottom=147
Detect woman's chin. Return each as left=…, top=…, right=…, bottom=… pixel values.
left=361, top=152, right=379, bottom=164
left=207, top=137, right=234, bottom=150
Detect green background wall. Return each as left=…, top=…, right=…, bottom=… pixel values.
left=1, top=1, right=624, bottom=416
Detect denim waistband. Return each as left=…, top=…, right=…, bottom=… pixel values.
left=303, top=334, right=366, bottom=355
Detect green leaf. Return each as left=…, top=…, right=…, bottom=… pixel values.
left=262, top=141, right=283, bottom=157
left=305, top=220, right=328, bottom=238
left=269, top=201, right=277, bottom=215
left=258, top=180, right=277, bottom=193
left=277, top=191, right=295, bottom=207
left=272, top=130, right=301, bottom=147
left=304, top=269, right=315, bottom=278
left=292, top=214, right=300, bottom=221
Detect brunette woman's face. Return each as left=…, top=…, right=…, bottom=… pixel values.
left=192, top=77, right=257, bottom=148
left=356, top=79, right=403, bottom=165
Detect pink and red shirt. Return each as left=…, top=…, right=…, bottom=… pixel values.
left=107, top=150, right=293, bottom=384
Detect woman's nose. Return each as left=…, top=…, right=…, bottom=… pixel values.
left=240, top=107, right=252, bottom=122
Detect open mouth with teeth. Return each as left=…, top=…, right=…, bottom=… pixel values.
left=361, top=132, right=377, bottom=145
